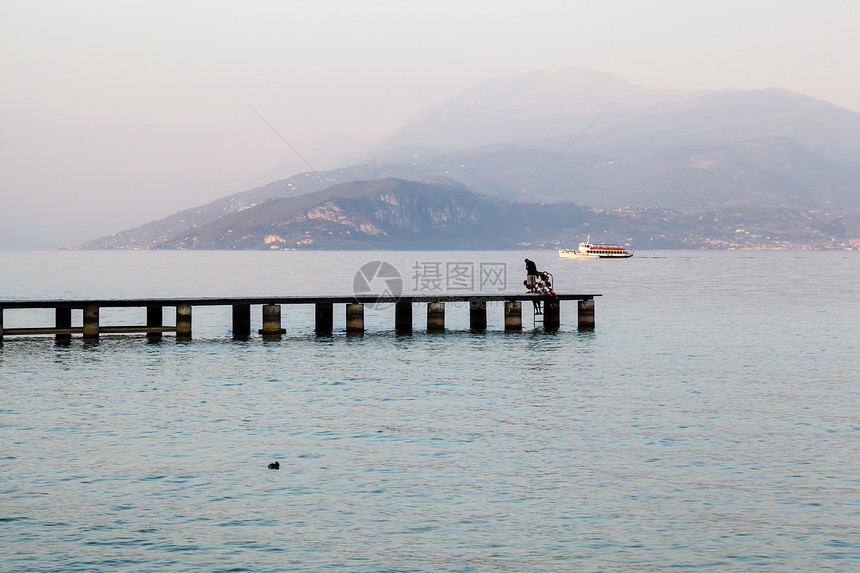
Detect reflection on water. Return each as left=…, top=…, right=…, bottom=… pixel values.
left=1, top=250, right=859, bottom=571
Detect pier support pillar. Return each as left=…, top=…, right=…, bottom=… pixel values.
left=176, top=304, right=192, bottom=340
left=469, top=298, right=487, bottom=331
left=346, top=303, right=364, bottom=334
left=315, top=302, right=333, bottom=334
left=395, top=301, right=412, bottom=333
left=83, top=304, right=99, bottom=339
left=146, top=305, right=163, bottom=340
left=544, top=301, right=560, bottom=330
left=56, top=307, right=72, bottom=341
left=0, top=309, right=3, bottom=339
left=578, top=299, right=595, bottom=330
left=427, top=302, right=445, bottom=332
left=232, top=304, right=251, bottom=339
left=259, top=304, right=286, bottom=336
left=504, top=301, right=522, bottom=331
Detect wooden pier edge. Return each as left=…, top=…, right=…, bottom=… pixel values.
left=0, top=294, right=599, bottom=340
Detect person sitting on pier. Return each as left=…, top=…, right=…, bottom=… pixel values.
left=544, top=281, right=559, bottom=310
left=533, top=281, right=546, bottom=314
left=524, top=259, right=539, bottom=292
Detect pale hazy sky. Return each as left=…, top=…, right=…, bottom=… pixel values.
left=2, top=0, right=859, bottom=249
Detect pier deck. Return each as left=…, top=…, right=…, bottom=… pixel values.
left=0, top=293, right=600, bottom=339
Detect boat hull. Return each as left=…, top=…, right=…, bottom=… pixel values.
left=559, top=238, right=633, bottom=259
left=559, top=252, right=632, bottom=259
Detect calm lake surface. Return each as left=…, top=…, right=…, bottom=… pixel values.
left=1, top=250, right=858, bottom=571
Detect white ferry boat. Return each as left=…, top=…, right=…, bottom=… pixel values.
left=559, top=236, right=633, bottom=259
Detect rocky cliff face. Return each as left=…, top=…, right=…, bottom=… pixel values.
left=161, top=178, right=514, bottom=250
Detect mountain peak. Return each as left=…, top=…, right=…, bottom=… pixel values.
left=78, top=69, right=860, bottom=250
left=376, top=67, right=705, bottom=152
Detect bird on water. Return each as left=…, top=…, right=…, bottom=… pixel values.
left=268, top=461, right=280, bottom=470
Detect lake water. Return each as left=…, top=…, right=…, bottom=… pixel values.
left=1, top=250, right=858, bottom=571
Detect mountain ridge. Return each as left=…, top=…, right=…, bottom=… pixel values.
left=78, top=68, right=860, bottom=250
left=81, top=177, right=856, bottom=251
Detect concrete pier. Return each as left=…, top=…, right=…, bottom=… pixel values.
left=578, top=299, right=595, bottom=330
left=427, top=301, right=445, bottom=332
left=259, top=304, right=286, bottom=336
left=0, top=293, right=599, bottom=341
left=83, top=304, right=99, bottom=339
left=176, top=304, right=192, bottom=340
left=504, top=301, right=522, bottom=331
left=469, top=298, right=487, bottom=331
left=232, top=304, right=251, bottom=338
left=346, top=303, right=364, bottom=334
left=56, top=307, right=72, bottom=341
left=147, top=305, right=163, bottom=340
left=395, top=301, right=412, bottom=333
left=544, top=301, right=560, bottom=329
left=315, top=302, right=334, bottom=334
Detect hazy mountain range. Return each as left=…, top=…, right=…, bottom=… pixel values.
left=80, top=68, right=860, bottom=250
